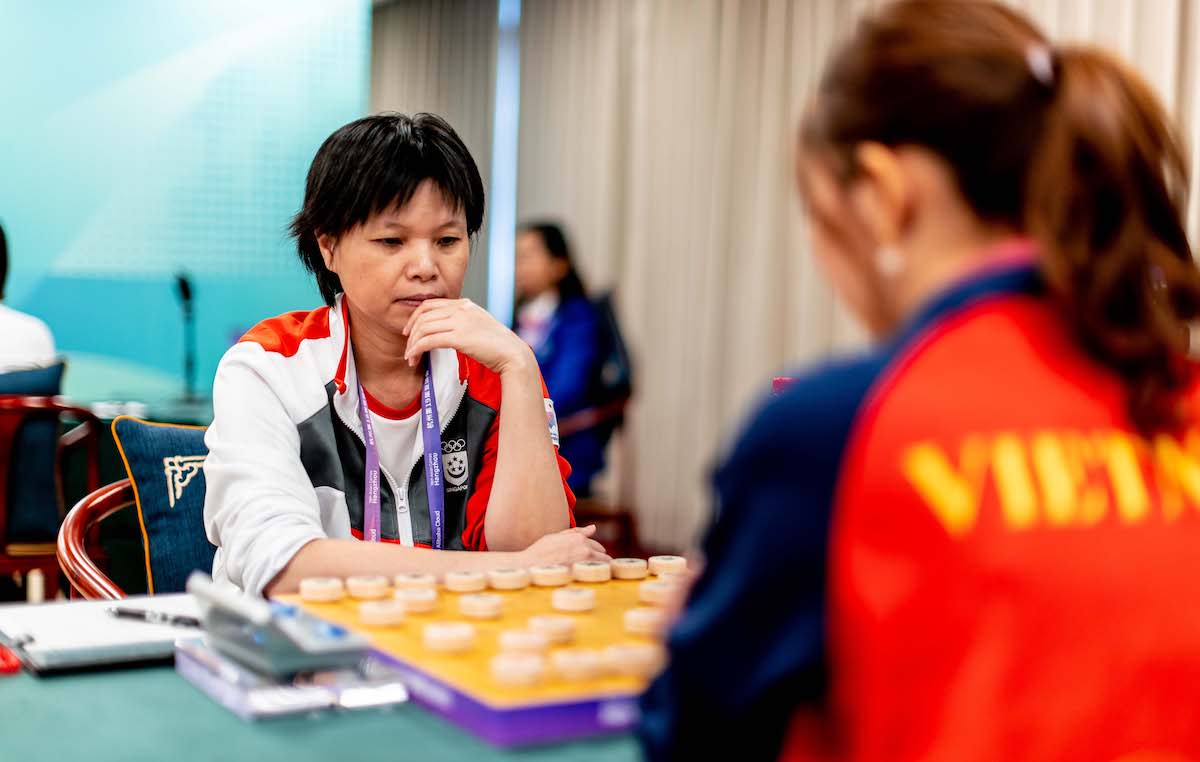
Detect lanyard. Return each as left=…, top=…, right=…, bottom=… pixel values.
left=356, top=354, right=445, bottom=549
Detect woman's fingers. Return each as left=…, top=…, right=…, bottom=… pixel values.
left=403, top=319, right=458, bottom=362
left=405, top=309, right=456, bottom=338
left=403, top=299, right=458, bottom=336
left=402, top=299, right=435, bottom=336
left=404, top=330, right=460, bottom=365
left=409, top=318, right=458, bottom=344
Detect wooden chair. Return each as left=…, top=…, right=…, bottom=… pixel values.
left=559, top=396, right=644, bottom=557
left=557, top=398, right=630, bottom=442
left=0, top=395, right=102, bottom=600
left=59, top=416, right=212, bottom=600
left=57, top=479, right=133, bottom=599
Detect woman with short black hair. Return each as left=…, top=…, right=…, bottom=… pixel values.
left=204, top=113, right=609, bottom=596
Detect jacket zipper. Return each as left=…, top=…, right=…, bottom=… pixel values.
left=335, top=379, right=470, bottom=542
left=332, top=398, right=405, bottom=518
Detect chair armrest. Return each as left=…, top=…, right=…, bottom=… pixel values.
left=57, top=418, right=102, bottom=495
left=57, top=480, right=133, bottom=600
left=58, top=420, right=95, bottom=450
left=0, top=396, right=104, bottom=493
left=557, top=398, right=630, bottom=439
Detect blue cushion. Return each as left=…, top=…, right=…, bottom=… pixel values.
left=0, top=363, right=64, bottom=395
left=0, top=362, right=65, bottom=541
left=112, top=416, right=215, bottom=594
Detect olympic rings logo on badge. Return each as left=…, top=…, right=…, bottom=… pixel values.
left=442, top=438, right=467, bottom=454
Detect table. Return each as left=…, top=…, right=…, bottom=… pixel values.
left=2, top=666, right=641, bottom=761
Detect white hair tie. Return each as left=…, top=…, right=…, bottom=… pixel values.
left=1027, top=44, right=1055, bottom=88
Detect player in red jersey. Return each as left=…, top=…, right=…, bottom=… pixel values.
left=641, top=1, right=1200, bottom=760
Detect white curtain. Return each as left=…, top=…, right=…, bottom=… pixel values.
left=370, top=0, right=498, bottom=303
left=515, top=0, right=1200, bottom=551
left=518, top=0, right=875, bottom=550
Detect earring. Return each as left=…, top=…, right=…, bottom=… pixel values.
left=875, top=246, right=903, bottom=278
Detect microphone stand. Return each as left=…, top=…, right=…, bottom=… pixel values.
left=176, top=273, right=198, bottom=403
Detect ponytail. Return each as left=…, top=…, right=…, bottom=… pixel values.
left=1027, top=47, right=1200, bottom=430
left=802, top=0, right=1200, bottom=432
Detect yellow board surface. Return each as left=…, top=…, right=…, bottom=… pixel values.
left=279, top=577, right=661, bottom=709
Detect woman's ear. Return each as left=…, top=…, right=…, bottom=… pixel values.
left=848, top=142, right=911, bottom=249
left=316, top=232, right=338, bottom=274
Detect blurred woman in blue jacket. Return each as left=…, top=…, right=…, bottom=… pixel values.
left=515, top=223, right=606, bottom=497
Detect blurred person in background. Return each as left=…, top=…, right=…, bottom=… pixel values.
left=515, top=222, right=608, bottom=497
left=0, top=222, right=56, bottom=373
left=641, top=0, right=1200, bottom=759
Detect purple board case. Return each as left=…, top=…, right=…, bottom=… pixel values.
left=371, top=648, right=641, bottom=746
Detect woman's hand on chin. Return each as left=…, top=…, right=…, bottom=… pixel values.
left=403, top=298, right=536, bottom=376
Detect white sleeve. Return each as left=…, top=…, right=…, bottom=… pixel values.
left=203, top=347, right=326, bottom=596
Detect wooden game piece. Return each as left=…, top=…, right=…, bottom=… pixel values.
left=394, top=572, right=437, bottom=590
left=657, top=570, right=694, bottom=585
left=490, top=652, right=545, bottom=686
left=611, top=558, right=649, bottom=580
left=459, top=593, right=504, bottom=619
left=396, top=586, right=438, bottom=613
left=638, top=580, right=677, bottom=606
left=530, top=564, right=571, bottom=587
left=346, top=575, right=390, bottom=600
left=498, top=629, right=550, bottom=653
left=572, top=560, right=613, bottom=583
left=299, top=577, right=345, bottom=603
left=550, top=649, right=603, bottom=681
left=551, top=586, right=596, bottom=613
left=602, top=643, right=666, bottom=678
left=488, top=568, right=531, bottom=590
left=648, top=555, right=687, bottom=576
left=624, top=607, right=669, bottom=637
left=527, top=615, right=576, bottom=645
left=423, top=621, right=476, bottom=653
left=444, top=570, right=487, bottom=593
left=359, top=599, right=406, bottom=627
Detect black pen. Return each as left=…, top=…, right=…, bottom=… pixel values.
left=105, top=606, right=201, bottom=628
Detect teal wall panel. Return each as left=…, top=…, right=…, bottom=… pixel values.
left=0, top=0, right=370, bottom=399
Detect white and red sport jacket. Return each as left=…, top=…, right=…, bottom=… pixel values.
left=203, top=295, right=575, bottom=595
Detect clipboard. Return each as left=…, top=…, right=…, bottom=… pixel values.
left=0, top=593, right=199, bottom=673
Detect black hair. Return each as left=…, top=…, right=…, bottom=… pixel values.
left=520, top=221, right=587, bottom=302
left=0, top=222, right=7, bottom=300
left=290, top=112, right=486, bottom=305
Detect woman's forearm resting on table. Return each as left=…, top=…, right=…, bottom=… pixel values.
left=264, top=538, right=527, bottom=596
left=263, top=521, right=611, bottom=596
